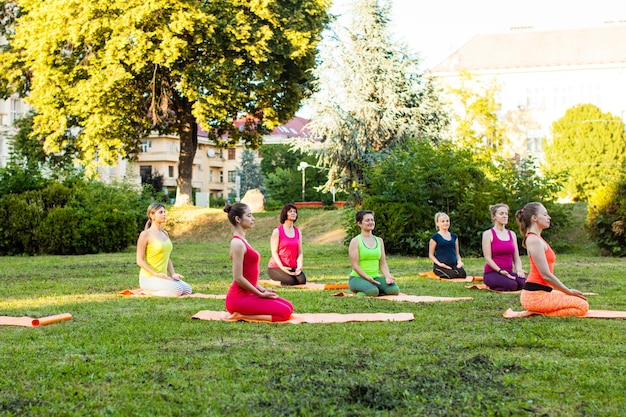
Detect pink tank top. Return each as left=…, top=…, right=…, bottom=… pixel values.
left=227, top=236, right=260, bottom=298
left=484, top=229, right=515, bottom=273
left=267, top=225, right=300, bottom=269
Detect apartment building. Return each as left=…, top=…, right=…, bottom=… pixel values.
left=98, top=116, right=311, bottom=200
left=429, top=24, right=626, bottom=161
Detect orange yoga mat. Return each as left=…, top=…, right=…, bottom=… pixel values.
left=0, top=313, right=73, bottom=327
left=418, top=271, right=483, bottom=282
left=503, top=308, right=626, bottom=319
left=465, top=284, right=521, bottom=294
left=332, top=292, right=473, bottom=303
left=191, top=310, right=414, bottom=324
left=258, top=280, right=349, bottom=290
left=117, top=289, right=226, bottom=299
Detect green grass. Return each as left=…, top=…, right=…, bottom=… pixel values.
left=1, top=208, right=625, bottom=416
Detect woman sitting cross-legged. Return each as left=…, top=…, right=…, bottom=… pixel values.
left=348, top=210, right=400, bottom=297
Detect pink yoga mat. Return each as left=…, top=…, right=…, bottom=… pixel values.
left=0, top=313, right=73, bottom=327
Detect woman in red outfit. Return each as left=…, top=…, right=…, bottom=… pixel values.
left=515, top=202, right=588, bottom=317
left=224, top=203, right=294, bottom=322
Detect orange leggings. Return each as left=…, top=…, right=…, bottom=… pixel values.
left=520, top=289, right=589, bottom=317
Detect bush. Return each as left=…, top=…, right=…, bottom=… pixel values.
left=0, top=179, right=152, bottom=255
left=586, top=180, right=626, bottom=256
left=353, top=141, right=568, bottom=256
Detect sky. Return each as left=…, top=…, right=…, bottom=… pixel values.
left=388, top=0, right=626, bottom=69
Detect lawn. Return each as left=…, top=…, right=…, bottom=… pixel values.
left=1, top=208, right=625, bottom=416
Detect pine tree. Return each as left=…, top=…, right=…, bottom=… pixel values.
left=295, top=0, right=447, bottom=201
left=234, top=149, right=264, bottom=200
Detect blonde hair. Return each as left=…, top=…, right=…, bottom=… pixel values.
left=434, top=212, right=449, bottom=229
left=489, top=203, right=509, bottom=218
left=145, top=203, right=166, bottom=230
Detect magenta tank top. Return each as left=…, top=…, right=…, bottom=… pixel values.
left=267, top=225, right=300, bottom=269
left=484, top=229, right=515, bottom=273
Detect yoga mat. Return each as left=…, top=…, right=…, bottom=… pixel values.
left=258, top=280, right=349, bottom=290
left=503, top=308, right=626, bottom=319
left=332, top=292, right=473, bottom=303
left=465, top=284, right=521, bottom=294
left=191, top=310, right=414, bottom=324
left=467, top=285, right=598, bottom=295
left=0, top=313, right=73, bottom=327
left=418, top=271, right=483, bottom=282
left=117, top=289, right=226, bottom=299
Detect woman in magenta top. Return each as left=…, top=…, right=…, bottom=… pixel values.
left=267, top=203, right=306, bottom=285
left=224, top=203, right=293, bottom=322
left=482, top=203, right=526, bottom=291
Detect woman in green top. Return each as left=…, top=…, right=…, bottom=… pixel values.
left=348, top=210, right=400, bottom=297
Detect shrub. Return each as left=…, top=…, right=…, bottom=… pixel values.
left=353, top=141, right=568, bottom=256
left=0, top=179, right=152, bottom=255
left=586, top=180, right=626, bottom=256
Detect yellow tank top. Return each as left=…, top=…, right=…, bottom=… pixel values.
left=141, top=237, right=173, bottom=276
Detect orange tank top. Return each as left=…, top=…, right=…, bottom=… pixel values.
left=526, top=233, right=555, bottom=288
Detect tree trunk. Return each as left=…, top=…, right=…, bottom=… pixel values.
left=174, top=101, right=198, bottom=207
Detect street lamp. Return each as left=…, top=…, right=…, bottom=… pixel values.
left=297, top=161, right=309, bottom=202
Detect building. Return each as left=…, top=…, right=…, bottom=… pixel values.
left=429, top=24, right=626, bottom=161
left=98, top=116, right=312, bottom=202
left=0, top=94, right=28, bottom=167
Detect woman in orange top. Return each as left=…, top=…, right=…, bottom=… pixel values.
left=515, top=202, right=588, bottom=317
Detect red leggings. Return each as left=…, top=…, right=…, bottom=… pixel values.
left=226, top=293, right=294, bottom=322
left=520, top=289, right=589, bottom=317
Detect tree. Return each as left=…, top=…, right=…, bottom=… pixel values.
left=543, top=104, right=626, bottom=201
left=0, top=0, right=330, bottom=205
left=260, top=144, right=331, bottom=205
left=446, top=71, right=508, bottom=161
left=293, top=0, right=447, bottom=202
left=232, top=148, right=264, bottom=200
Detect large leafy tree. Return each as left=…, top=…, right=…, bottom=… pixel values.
left=543, top=104, right=626, bottom=201
left=294, top=0, right=447, bottom=202
left=447, top=71, right=508, bottom=162
left=0, top=0, right=330, bottom=205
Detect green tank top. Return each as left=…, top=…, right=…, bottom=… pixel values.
left=350, top=235, right=381, bottom=277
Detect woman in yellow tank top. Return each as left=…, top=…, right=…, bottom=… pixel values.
left=348, top=210, right=400, bottom=297
left=136, top=203, right=192, bottom=296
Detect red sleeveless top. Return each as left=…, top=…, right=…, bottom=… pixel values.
left=227, top=236, right=260, bottom=298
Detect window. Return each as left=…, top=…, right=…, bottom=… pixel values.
left=228, top=148, right=236, bottom=160
left=219, top=171, right=223, bottom=183
left=209, top=170, right=213, bottom=182
left=10, top=99, right=19, bottom=124
left=139, top=166, right=152, bottom=184
left=140, top=140, right=152, bottom=153
left=228, top=170, right=237, bottom=183
left=168, top=166, right=174, bottom=177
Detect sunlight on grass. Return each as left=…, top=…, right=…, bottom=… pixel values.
left=0, top=293, right=119, bottom=310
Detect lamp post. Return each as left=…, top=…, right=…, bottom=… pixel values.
left=297, top=161, right=309, bottom=202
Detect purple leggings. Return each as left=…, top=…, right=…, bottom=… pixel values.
left=226, top=293, right=294, bottom=322
left=483, top=271, right=526, bottom=291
